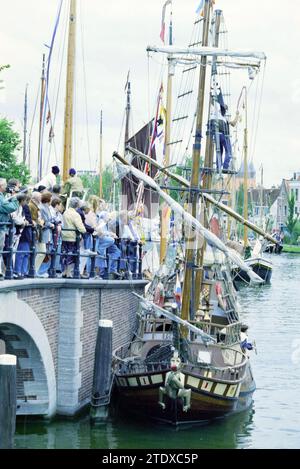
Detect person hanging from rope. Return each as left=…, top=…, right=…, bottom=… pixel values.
left=208, top=86, right=239, bottom=173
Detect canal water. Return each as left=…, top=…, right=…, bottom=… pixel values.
left=14, top=254, right=300, bottom=449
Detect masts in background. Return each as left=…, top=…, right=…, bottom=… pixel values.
left=160, top=11, right=174, bottom=264
left=63, top=0, right=77, bottom=182
left=227, top=126, right=238, bottom=239
left=37, top=54, right=46, bottom=180
left=124, top=71, right=131, bottom=149
left=23, top=84, right=28, bottom=164
left=260, top=164, right=264, bottom=228
left=181, top=0, right=211, bottom=323
left=243, top=87, right=248, bottom=247
left=116, top=147, right=279, bottom=246
left=99, top=110, right=103, bottom=199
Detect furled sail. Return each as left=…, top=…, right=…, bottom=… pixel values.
left=122, top=120, right=159, bottom=217
left=147, top=45, right=266, bottom=61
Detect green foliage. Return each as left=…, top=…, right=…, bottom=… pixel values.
left=0, top=118, right=31, bottom=184
left=286, top=193, right=299, bottom=243
left=0, top=64, right=10, bottom=73
left=169, top=155, right=193, bottom=202
left=80, top=166, right=114, bottom=201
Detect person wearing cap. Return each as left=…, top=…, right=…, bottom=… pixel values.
left=62, top=168, right=84, bottom=198
left=35, top=166, right=60, bottom=191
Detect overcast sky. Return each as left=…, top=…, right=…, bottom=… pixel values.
left=0, top=0, right=299, bottom=187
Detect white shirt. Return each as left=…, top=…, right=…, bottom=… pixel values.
left=35, top=173, right=57, bottom=190
left=209, top=100, right=227, bottom=123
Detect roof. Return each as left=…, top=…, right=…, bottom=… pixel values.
left=249, top=187, right=280, bottom=207
left=237, top=161, right=256, bottom=179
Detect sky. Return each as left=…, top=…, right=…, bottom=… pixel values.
left=0, top=0, right=299, bottom=187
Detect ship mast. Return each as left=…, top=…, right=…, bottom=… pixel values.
left=124, top=71, right=131, bottom=149
left=243, top=87, right=249, bottom=247
left=37, top=54, right=46, bottom=180
left=160, top=10, right=174, bottom=264
left=23, top=84, right=28, bottom=164
left=62, top=0, right=77, bottom=182
left=99, top=110, right=103, bottom=199
left=195, top=8, right=222, bottom=308
left=181, top=0, right=211, bottom=323
left=260, top=164, right=264, bottom=228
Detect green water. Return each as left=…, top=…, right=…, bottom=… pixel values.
left=14, top=254, right=300, bottom=449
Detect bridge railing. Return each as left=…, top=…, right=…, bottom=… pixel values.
left=0, top=222, right=143, bottom=280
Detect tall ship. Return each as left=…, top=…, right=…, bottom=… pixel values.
left=111, top=0, right=275, bottom=425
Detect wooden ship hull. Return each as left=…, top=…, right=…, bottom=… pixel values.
left=264, top=243, right=283, bottom=255
left=233, top=257, right=273, bottom=284
left=114, top=360, right=255, bottom=425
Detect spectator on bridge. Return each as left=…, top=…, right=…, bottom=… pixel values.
left=62, top=168, right=84, bottom=199
left=61, top=197, right=86, bottom=278
left=76, top=202, right=95, bottom=278
left=34, top=166, right=60, bottom=191
left=35, top=192, right=54, bottom=276
left=0, top=178, right=19, bottom=280
left=94, top=210, right=121, bottom=280
left=14, top=195, right=33, bottom=279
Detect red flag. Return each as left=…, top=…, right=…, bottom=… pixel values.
left=48, top=126, right=54, bottom=143
left=160, top=0, right=172, bottom=44
left=46, top=110, right=51, bottom=125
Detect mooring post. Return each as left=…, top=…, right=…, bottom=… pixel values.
left=0, top=354, right=17, bottom=449
left=90, top=319, right=113, bottom=422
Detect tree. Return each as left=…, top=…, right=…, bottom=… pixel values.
left=0, top=118, right=31, bottom=184
left=80, top=166, right=114, bottom=201
left=286, top=193, right=299, bottom=243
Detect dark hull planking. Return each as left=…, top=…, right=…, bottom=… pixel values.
left=115, top=365, right=255, bottom=426
left=233, top=263, right=272, bottom=284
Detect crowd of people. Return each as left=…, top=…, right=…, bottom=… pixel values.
left=0, top=166, right=142, bottom=281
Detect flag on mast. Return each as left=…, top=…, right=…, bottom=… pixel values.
left=160, top=0, right=172, bottom=44
left=174, top=273, right=182, bottom=307
left=196, top=0, right=215, bottom=16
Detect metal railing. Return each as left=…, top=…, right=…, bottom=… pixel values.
left=0, top=222, right=143, bottom=280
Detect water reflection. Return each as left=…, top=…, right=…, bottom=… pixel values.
left=15, top=408, right=254, bottom=449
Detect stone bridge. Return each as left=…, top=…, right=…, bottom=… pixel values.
left=0, top=279, right=146, bottom=418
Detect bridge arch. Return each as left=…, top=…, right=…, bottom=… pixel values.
left=0, top=292, right=56, bottom=418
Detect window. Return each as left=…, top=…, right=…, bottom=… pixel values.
left=284, top=206, right=287, bottom=216
left=296, top=189, right=299, bottom=201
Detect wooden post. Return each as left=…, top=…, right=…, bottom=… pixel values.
left=63, top=0, right=77, bottom=182
left=0, top=354, right=17, bottom=449
left=90, top=320, right=113, bottom=422
left=181, top=0, right=211, bottom=323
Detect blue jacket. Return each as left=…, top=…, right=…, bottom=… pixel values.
left=19, top=204, right=33, bottom=244
left=0, top=193, right=19, bottom=232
